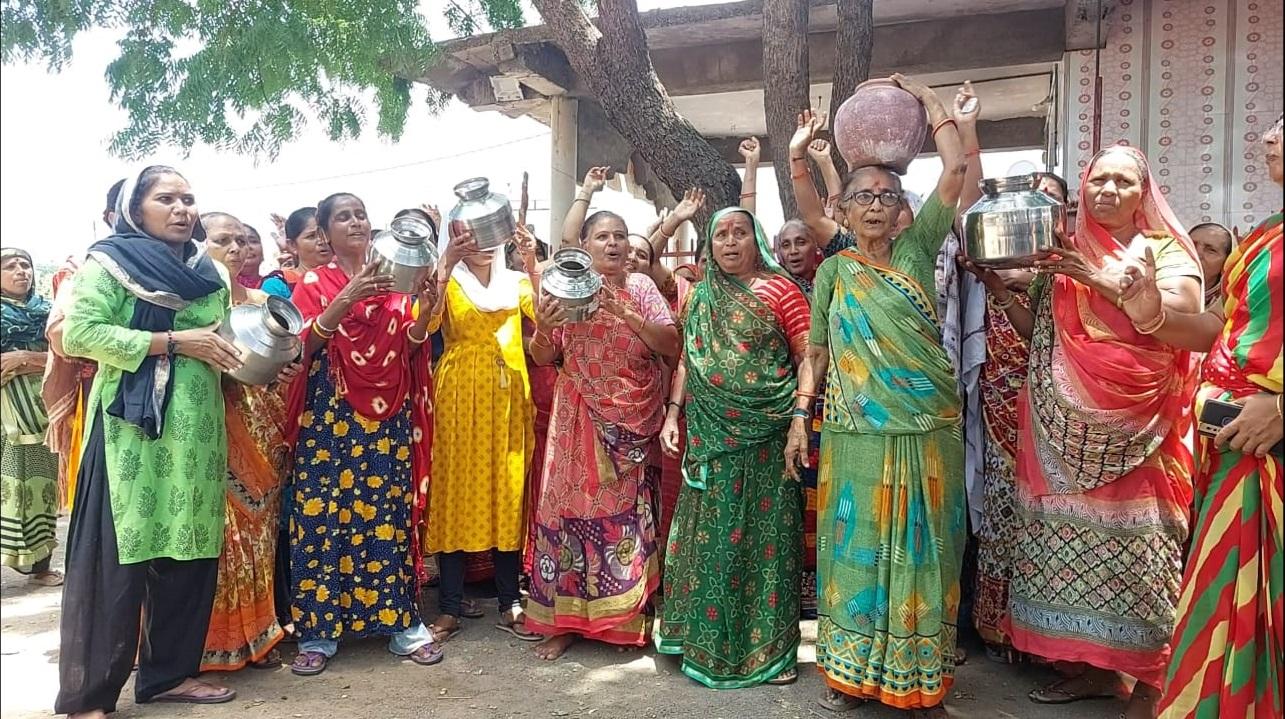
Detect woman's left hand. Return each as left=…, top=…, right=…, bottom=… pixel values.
left=1216, top=393, right=1284, bottom=458
left=0, top=350, right=44, bottom=383
left=272, top=361, right=304, bottom=387
left=512, top=224, right=538, bottom=263
left=416, top=272, right=441, bottom=309
left=784, top=418, right=810, bottom=482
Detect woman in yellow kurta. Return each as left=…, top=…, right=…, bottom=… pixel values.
left=424, top=224, right=539, bottom=642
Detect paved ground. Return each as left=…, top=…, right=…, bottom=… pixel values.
left=2, top=521, right=1130, bottom=719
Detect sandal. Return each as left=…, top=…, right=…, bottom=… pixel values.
left=817, top=690, right=863, bottom=713
left=406, top=642, right=444, bottom=666
left=495, top=608, right=542, bottom=642
left=460, top=598, right=485, bottom=619
left=1029, top=676, right=1116, bottom=705
left=766, top=667, right=798, bottom=685
left=145, top=680, right=236, bottom=705
left=250, top=649, right=282, bottom=669
left=428, top=615, right=464, bottom=643
left=28, top=571, right=64, bottom=587
left=290, top=651, right=328, bottom=677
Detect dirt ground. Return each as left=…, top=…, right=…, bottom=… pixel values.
left=2, top=521, right=1129, bottom=719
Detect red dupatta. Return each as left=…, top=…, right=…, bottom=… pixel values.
left=287, top=262, right=433, bottom=582
left=1020, top=146, right=1201, bottom=496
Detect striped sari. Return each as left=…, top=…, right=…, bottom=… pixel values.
left=1158, top=211, right=1283, bottom=718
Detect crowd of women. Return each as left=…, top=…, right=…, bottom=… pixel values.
left=0, top=75, right=1279, bottom=719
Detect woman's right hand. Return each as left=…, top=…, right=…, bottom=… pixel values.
left=1117, top=246, right=1163, bottom=326
left=582, top=166, right=610, bottom=195
left=790, top=110, right=825, bottom=158
left=660, top=411, right=682, bottom=458
left=784, top=418, right=810, bottom=481
left=337, top=260, right=395, bottom=306
left=173, top=324, right=242, bottom=373
left=534, top=294, right=570, bottom=332
left=957, top=253, right=1012, bottom=299
left=807, top=139, right=834, bottom=167
left=672, top=188, right=706, bottom=225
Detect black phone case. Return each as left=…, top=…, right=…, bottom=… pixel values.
left=1198, top=398, right=1284, bottom=456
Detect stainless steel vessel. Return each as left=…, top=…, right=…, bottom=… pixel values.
left=218, top=296, right=304, bottom=386
left=447, top=177, right=516, bottom=250
left=962, top=174, right=1067, bottom=268
left=370, top=214, right=438, bottom=294
left=542, top=247, right=602, bottom=322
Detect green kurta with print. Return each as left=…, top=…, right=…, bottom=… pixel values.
left=62, top=258, right=228, bottom=564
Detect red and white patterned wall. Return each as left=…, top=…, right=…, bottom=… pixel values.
left=1061, top=0, right=1283, bottom=231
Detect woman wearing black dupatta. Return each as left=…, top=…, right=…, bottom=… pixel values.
left=55, top=166, right=246, bottom=718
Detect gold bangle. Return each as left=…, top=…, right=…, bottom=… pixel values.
left=1276, top=393, right=1283, bottom=418
left=1133, top=308, right=1167, bottom=335
left=994, top=292, right=1017, bottom=311
left=312, top=318, right=337, bottom=339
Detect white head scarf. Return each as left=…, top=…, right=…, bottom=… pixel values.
left=436, top=228, right=524, bottom=313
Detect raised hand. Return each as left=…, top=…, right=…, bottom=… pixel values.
left=173, top=323, right=243, bottom=373
left=954, top=80, right=980, bottom=125
left=738, top=137, right=761, bottom=165
left=511, top=224, right=538, bottom=263
left=415, top=270, right=440, bottom=310
left=1117, top=246, right=1163, bottom=325
left=440, top=229, right=479, bottom=272
left=789, top=110, right=826, bottom=158
left=420, top=203, right=442, bottom=231
left=807, top=139, right=834, bottom=166
left=582, top=166, right=610, bottom=195
left=890, top=73, right=936, bottom=105
left=673, top=188, right=706, bottom=224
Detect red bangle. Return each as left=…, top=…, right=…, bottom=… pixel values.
left=932, top=118, right=957, bottom=137
left=792, top=170, right=809, bottom=179
left=964, top=148, right=981, bottom=158
left=740, top=192, right=756, bottom=198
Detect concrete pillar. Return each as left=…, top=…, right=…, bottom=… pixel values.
left=549, top=96, right=578, bottom=249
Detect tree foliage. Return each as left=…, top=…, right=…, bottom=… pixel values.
left=1, top=0, right=523, bottom=159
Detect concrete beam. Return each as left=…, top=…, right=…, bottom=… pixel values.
left=704, top=117, right=1046, bottom=165
left=647, top=8, right=1065, bottom=96
left=1065, top=0, right=1118, bottom=51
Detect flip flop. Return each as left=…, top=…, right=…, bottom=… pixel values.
left=290, top=651, right=328, bottom=677
left=28, top=571, right=64, bottom=587
left=1028, top=679, right=1115, bottom=705
left=428, top=616, right=464, bottom=643
left=406, top=642, right=444, bottom=666
left=493, top=611, right=539, bottom=639
left=817, top=691, right=863, bottom=713
left=460, top=598, right=485, bottom=619
left=146, top=684, right=236, bottom=705
left=766, top=667, right=798, bottom=685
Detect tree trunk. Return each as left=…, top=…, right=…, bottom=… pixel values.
left=761, top=0, right=811, bottom=220
left=827, top=0, right=874, bottom=178
left=530, top=0, right=740, bottom=238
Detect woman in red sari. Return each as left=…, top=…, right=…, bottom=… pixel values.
left=526, top=208, right=680, bottom=660
left=284, top=192, right=442, bottom=675
left=965, top=146, right=1202, bottom=718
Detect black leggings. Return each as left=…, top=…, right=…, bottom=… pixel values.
left=54, top=417, right=219, bottom=715
left=437, top=550, right=521, bottom=617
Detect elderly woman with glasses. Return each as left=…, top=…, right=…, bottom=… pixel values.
left=785, top=73, right=970, bottom=716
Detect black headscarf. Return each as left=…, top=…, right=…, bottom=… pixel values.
left=87, top=166, right=224, bottom=439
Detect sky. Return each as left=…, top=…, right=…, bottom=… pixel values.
left=0, top=1, right=1039, bottom=269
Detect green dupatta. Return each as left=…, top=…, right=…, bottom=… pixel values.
left=681, top=207, right=800, bottom=489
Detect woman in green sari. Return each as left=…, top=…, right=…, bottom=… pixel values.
left=656, top=207, right=812, bottom=688
left=785, top=73, right=968, bottom=716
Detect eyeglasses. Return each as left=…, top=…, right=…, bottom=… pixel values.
left=846, top=190, right=903, bottom=207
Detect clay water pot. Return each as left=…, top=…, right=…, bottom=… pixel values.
left=832, top=79, right=928, bottom=174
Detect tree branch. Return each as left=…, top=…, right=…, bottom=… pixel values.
left=827, top=0, right=873, bottom=178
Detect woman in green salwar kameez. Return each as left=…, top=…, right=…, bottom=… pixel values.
left=785, top=74, right=969, bottom=716
left=656, top=207, right=812, bottom=688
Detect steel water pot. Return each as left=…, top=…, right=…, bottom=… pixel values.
left=542, top=247, right=602, bottom=322
left=962, top=174, right=1067, bottom=268
left=370, top=215, right=439, bottom=294
left=218, top=295, right=304, bottom=386
left=447, top=177, right=516, bottom=250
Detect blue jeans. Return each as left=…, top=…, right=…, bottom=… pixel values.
left=298, top=622, right=433, bottom=658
